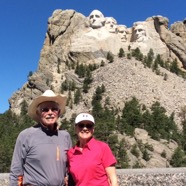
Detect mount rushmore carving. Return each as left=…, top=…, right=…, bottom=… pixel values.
left=9, top=9, right=186, bottom=116
left=44, top=9, right=186, bottom=70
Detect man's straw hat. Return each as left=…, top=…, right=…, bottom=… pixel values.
left=28, top=90, right=67, bottom=122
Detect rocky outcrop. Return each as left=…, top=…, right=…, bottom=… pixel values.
left=9, top=9, right=186, bottom=112
left=153, top=16, right=186, bottom=68
left=170, top=20, right=186, bottom=43
left=133, top=128, right=177, bottom=167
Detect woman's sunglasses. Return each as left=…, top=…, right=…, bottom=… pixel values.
left=40, top=107, right=59, bottom=113
left=77, top=123, right=94, bottom=129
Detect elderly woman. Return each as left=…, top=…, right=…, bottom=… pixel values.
left=67, top=113, right=118, bottom=186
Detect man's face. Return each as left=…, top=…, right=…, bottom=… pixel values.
left=37, top=101, right=60, bottom=128
left=105, top=17, right=117, bottom=33
left=118, top=26, right=127, bottom=42
left=89, top=10, right=104, bottom=28
left=134, top=25, right=146, bottom=42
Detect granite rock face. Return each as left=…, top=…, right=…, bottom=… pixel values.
left=9, top=9, right=186, bottom=115
left=154, top=16, right=186, bottom=68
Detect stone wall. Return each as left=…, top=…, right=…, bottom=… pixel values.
left=1, top=168, right=186, bottom=186
left=0, top=173, right=9, bottom=186
left=117, top=168, right=186, bottom=185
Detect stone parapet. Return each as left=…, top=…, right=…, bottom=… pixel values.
left=0, top=173, right=9, bottom=186
left=1, top=168, right=186, bottom=186
left=117, top=168, right=186, bottom=185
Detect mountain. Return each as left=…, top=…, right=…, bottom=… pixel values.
left=8, top=9, right=186, bottom=168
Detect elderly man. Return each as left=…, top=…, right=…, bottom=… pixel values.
left=9, top=90, right=72, bottom=186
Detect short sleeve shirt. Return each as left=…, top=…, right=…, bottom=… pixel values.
left=67, top=137, right=116, bottom=186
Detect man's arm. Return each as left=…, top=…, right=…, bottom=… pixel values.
left=9, top=132, right=25, bottom=186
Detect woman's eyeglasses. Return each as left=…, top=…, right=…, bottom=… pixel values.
left=77, top=123, right=94, bottom=129
left=40, top=107, right=59, bottom=113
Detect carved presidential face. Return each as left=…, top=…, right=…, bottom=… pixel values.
left=105, top=17, right=117, bottom=33
left=89, top=10, right=105, bottom=29
left=117, top=25, right=128, bottom=42
left=134, top=24, right=147, bottom=42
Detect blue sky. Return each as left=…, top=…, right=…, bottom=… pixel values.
left=0, top=0, right=185, bottom=113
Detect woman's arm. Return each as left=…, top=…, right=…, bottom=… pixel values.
left=105, top=166, right=118, bottom=186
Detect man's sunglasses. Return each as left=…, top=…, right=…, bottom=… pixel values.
left=40, top=107, right=59, bottom=113
left=77, top=123, right=94, bottom=129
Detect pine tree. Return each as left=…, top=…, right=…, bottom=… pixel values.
left=145, top=49, right=154, bottom=68
left=170, top=147, right=186, bottom=167
left=74, top=89, right=81, bottom=105
left=107, top=52, right=114, bottom=63
left=170, top=58, right=180, bottom=75
left=121, top=97, right=142, bottom=135
left=117, top=139, right=130, bottom=168
left=118, top=48, right=125, bottom=58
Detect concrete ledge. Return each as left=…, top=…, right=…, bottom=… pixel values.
left=117, top=167, right=186, bottom=174
left=0, top=173, right=9, bottom=186
left=1, top=168, right=186, bottom=186
left=117, top=168, right=186, bottom=186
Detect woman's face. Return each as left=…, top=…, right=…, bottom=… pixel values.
left=75, top=121, right=94, bottom=141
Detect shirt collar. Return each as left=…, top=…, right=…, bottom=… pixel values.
left=35, top=123, right=58, bottom=136
left=73, top=137, right=95, bottom=153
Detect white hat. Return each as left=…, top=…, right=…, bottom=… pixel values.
left=75, top=113, right=95, bottom=125
left=28, top=90, right=67, bottom=122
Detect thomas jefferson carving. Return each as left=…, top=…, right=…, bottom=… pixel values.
left=105, top=17, right=117, bottom=33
